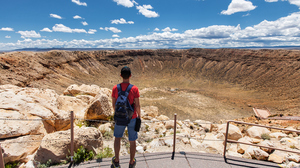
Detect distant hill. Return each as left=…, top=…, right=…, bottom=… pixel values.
left=11, top=48, right=116, bottom=52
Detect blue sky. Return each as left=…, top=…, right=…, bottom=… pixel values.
left=1, top=0, right=300, bottom=50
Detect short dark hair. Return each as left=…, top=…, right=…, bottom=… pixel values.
left=121, top=66, right=131, bottom=79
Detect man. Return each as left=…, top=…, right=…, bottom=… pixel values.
left=111, top=66, right=140, bottom=168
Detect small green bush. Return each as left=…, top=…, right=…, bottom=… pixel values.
left=96, top=146, right=114, bottom=159
left=37, top=159, right=52, bottom=168
left=261, top=133, right=271, bottom=140
left=5, top=162, right=20, bottom=168
left=73, top=146, right=94, bottom=165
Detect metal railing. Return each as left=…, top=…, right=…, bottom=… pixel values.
left=223, top=120, right=300, bottom=158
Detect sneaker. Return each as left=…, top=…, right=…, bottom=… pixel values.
left=129, top=158, right=136, bottom=168
left=112, top=156, right=121, bottom=168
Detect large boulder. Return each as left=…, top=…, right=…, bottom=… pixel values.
left=201, top=133, right=224, bottom=154
left=259, top=140, right=275, bottom=153
left=34, top=127, right=103, bottom=164
left=84, top=92, right=113, bottom=120
left=237, top=136, right=253, bottom=154
left=57, top=95, right=90, bottom=119
left=246, top=126, right=271, bottom=139
left=63, top=84, right=101, bottom=97
left=142, top=106, right=159, bottom=118
left=218, top=124, right=242, bottom=140
left=194, top=120, right=212, bottom=132
left=2, top=135, right=44, bottom=164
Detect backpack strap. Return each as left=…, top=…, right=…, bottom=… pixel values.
left=117, top=84, right=133, bottom=98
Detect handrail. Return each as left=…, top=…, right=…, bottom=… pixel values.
left=223, top=120, right=300, bottom=158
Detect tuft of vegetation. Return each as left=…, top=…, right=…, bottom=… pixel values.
left=73, top=146, right=94, bottom=165
left=96, top=146, right=114, bottom=159
left=103, top=130, right=114, bottom=139
left=290, top=145, right=298, bottom=149
left=37, top=159, right=52, bottom=168
left=261, top=133, right=271, bottom=140
left=5, top=162, right=20, bottom=168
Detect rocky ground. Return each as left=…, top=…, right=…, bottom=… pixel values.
left=0, top=84, right=299, bottom=168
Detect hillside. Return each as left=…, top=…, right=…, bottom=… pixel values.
left=0, top=49, right=299, bottom=121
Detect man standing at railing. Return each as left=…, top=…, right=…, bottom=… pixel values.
left=111, top=66, right=141, bottom=168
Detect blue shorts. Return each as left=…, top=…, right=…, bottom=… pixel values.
left=114, top=118, right=138, bottom=141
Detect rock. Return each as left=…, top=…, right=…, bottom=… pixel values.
left=149, top=139, right=165, bottom=148
left=63, top=84, right=101, bottom=97
left=136, top=146, right=144, bottom=153
left=194, top=120, right=212, bottom=132
left=156, top=115, right=169, bottom=121
left=181, top=137, right=190, bottom=144
left=259, top=140, right=275, bottom=153
left=246, top=126, right=271, bottom=139
left=164, top=138, right=174, bottom=147
left=285, top=161, right=300, bottom=168
left=253, top=148, right=269, bottom=160
left=190, top=139, right=201, bottom=148
left=270, top=132, right=288, bottom=139
left=164, top=120, right=174, bottom=129
left=57, top=95, right=89, bottom=119
left=243, top=146, right=259, bottom=159
left=34, top=127, right=103, bottom=164
left=2, top=135, right=43, bottom=164
left=84, top=92, right=113, bottom=120
left=142, top=106, right=159, bottom=118
left=201, top=133, right=224, bottom=154
left=287, top=154, right=300, bottom=163
left=98, top=123, right=112, bottom=134
left=280, top=138, right=298, bottom=146
left=237, top=136, right=253, bottom=154
left=218, top=124, right=242, bottom=140
left=269, top=150, right=288, bottom=164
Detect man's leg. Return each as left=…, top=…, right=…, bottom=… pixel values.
left=129, top=140, right=136, bottom=164
left=114, top=137, right=121, bottom=162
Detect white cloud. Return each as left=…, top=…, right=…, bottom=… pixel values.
left=52, top=24, right=87, bottom=33
left=112, top=34, right=120, bottom=38
left=5, top=36, right=11, bottom=38
left=287, top=0, right=300, bottom=7
left=82, top=21, right=88, bottom=26
left=4, top=12, right=300, bottom=50
left=154, top=28, right=160, bottom=31
left=71, top=0, right=87, bottom=6
left=104, top=27, right=122, bottom=33
left=73, top=15, right=83, bottom=19
left=88, top=29, right=97, bottom=34
left=221, top=0, right=257, bottom=15
left=17, top=30, right=41, bottom=38
left=0, top=27, right=14, bottom=31
left=136, top=5, right=159, bottom=18
left=100, top=27, right=104, bottom=30
left=162, top=27, right=178, bottom=32
left=41, top=28, right=53, bottom=32
left=50, top=14, right=62, bottom=19
left=265, top=0, right=278, bottom=2
left=113, top=0, right=134, bottom=8
left=111, top=18, right=134, bottom=24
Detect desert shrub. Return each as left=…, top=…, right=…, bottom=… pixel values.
left=96, top=146, right=114, bottom=159
left=73, top=146, right=94, bottom=165
left=5, top=162, right=20, bottom=168
left=261, top=133, right=271, bottom=140
left=37, top=159, right=52, bottom=168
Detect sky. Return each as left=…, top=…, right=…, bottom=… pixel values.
left=1, top=0, right=300, bottom=50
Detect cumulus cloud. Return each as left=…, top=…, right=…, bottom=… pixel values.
left=82, top=21, right=88, bottom=26
left=221, top=0, right=257, bottom=15
left=113, top=0, right=134, bottom=8
left=50, top=14, right=62, bottom=19
left=88, top=29, right=97, bottom=34
left=162, top=27, right=178, bottom=32
left=112, top=34, right=120, bottom=38
left=17, top=30, right=41, bottom=38
left=136, top=5, right=159, bottom=18
left=71, top=0, right=87, bottom=6
left=4, top=12, right=300, bottom=50
left=287, top=0, right=300, bottom=7
left=0, top=27, right=14, bottom=31
left=104, top=27, right=122, bottom=33
left=52, top=24, right=87, bottom=33
left=40, top=28, right=53, bottom=32
left=99, top=27, right=104, bottom=30
left=265, top=0, right=278, bottom=2
left=111, top=18, right=134, bottom=24
left=154, top=28, right=160, bottom=31
left=73, top=15, right=83, bottom=19
left=5, top=36, right=11, bottom=38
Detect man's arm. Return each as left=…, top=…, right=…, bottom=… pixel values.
left=134, top=98, right=140, bottom=118
left=112, top=97, right=116, bottom=111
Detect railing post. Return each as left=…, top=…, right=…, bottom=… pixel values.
left=0, top=144, right=4, bottom=168
left=70, top=111, right=74, bottom=163
left=171, top=113, right=177, bottom=160
left=223, top=121, right=230, bottom=158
